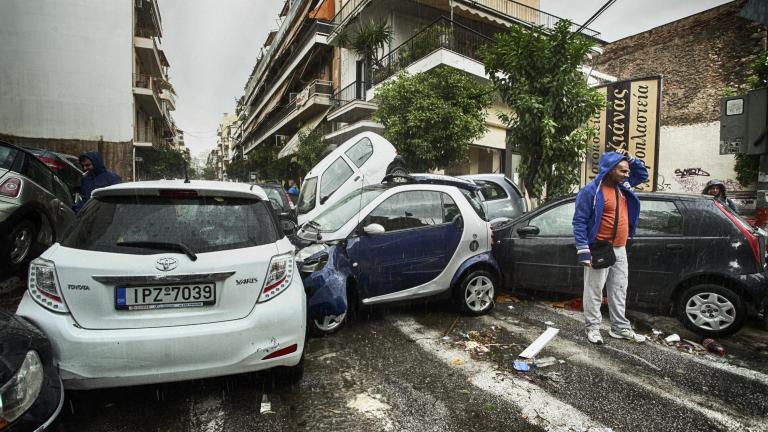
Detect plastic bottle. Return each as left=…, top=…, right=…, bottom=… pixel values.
left=702, top=338, right=725, bottom=356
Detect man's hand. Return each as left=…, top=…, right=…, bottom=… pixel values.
left=581, top=261, right=592, bottom=268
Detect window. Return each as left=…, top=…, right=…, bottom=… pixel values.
left=22, top=155, right=53, bottom=193
left=313, top=187, right=386, bottom=232
left=52, top=177, right=73, bottom=206
left=442, top=193, right=460, bottom=223
left=636, top=200, right=682, bottom=236
left=460, top=189, right=486, bottom=221
left=366, top=191, right=442, bottom=232
left=297, top=177, right=317, bottom=214
left=262, top=186, right=287, bottom=211
left=344, top=137, right=373, bottom=168
left=320, top=157, right=353, bottom=201
left=529, top=202, right=576, bottom=236
left=0, top=146, right=18, bottom=170
left=63, top=196, right=278, bottom=254
left=475, top=180, right=508, bottom=201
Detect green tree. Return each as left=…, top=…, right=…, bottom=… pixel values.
left=734, top=51, right=768, bottom=187
left=374, top=67, right=494, bottom=172
left=136, top=144, right=188, bottom=180
left=296, top=127, right=330, bottom=173
left=481, top=20, right=605, bottom=199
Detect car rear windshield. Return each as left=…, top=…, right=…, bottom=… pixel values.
left=297, top=177, right=317, bottom=214
left=461, top=189, right=487, bottom=221
left=62, top=196, right=278, bottom=254
left=0, top=146, right=18, bottom=170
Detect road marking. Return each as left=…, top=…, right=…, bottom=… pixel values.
left=535, top=303, right=768, bottom=387
left=484, top=314, right=768, bottom=432
left=390, top=317, right=613, bottom=432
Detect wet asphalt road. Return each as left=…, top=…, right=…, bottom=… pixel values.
left=3, top=271, right=768, bottom=431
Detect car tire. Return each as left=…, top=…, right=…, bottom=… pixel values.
left=385, top=160, right=408, bottom=176
left=2, top=219, right=38, bottom=268
left=456, top=269, right=496, bottom=316
left=309, top=310, right=347, bottom=336
left=676, top=284, right=746, bottom=337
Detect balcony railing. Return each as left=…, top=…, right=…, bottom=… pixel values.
left=372, top=17, right=491, bottom=86
left=330, top=0, right=599, bottom=39
left=134, top=73, right=159, bottom=93
left=332, top=80, right=370, bottom=109
left=135, top=27, right=157, bottom=39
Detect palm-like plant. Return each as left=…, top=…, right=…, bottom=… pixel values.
left=337, top=19, right=393, bottom=70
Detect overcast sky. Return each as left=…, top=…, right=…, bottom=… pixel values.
left=159, top=0, right=733, bottom=157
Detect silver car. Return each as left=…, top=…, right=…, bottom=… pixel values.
left=461, top=174, right=528, bottom=220
left=0, top=141, right=76, bottom=269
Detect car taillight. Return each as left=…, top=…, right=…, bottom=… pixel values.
left=28, top=258, right=69, bottom=312
left=0, top=178, right=21, bottom=198
left=37, top=156, right=64, bottom=171
left=258, top=252, right=294, bottom=302
left=715, top=201, right=763, bottom=270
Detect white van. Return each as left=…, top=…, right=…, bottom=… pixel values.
left=297, top=132, right=404, bottom=226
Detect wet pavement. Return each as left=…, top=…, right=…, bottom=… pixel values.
left=2, top=273, right=768, bottom=431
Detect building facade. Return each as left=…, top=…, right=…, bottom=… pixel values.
left=593, top=0, right=765, bottom=199
left=234, top=0, right=605, bottom=182
left=0, top=0, right=177, bottom=180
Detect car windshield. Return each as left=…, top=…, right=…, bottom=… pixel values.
left=312, top=187, right=386, bottom=232
left=62, top=195, right=278, bottom=254
left=0, top=145, right=18, bottom=170
left=297, top=177, right=317, bottom=214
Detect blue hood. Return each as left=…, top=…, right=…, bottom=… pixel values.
left=595, top=152, right=627, bottom=184
left=80, top=151, right=106, bottom=175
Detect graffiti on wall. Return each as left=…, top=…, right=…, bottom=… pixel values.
left=673, top=167, right=710, bottom=178
left=668, top=165, right=740, bottom=193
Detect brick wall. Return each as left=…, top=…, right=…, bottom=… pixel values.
left=593, top=0, right=766, bottom=126
left=0, top=134, right=134, bottom=181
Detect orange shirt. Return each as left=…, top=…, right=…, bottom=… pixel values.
left=596, top=184, right=629, bottom=247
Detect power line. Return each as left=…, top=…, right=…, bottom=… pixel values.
left=575, top=0, right=618, bottom=35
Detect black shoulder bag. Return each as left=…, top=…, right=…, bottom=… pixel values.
left=589, top=187, right=619, bottom=269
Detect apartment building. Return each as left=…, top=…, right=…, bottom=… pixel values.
left=216, top=113, right=238, bottom=173
left=235, top=0, right=606, bottom=178
left=0, top=0, right=177, bottom=180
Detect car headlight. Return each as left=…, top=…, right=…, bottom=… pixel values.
left=0, top=351, right=44, bottom=428
left=295, top=244, right=328, bottom=263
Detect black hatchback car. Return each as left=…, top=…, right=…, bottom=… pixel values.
left=492, top=192, right=767, bottom=337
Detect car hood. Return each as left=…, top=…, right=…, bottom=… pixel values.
left=0, top=311, right=46, bottom=384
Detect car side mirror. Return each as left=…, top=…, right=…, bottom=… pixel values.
left=363, top=223, right=385, bottom=235
left=517, top=225, right=540, bottom=237
left=280, top=219, right=298, bottom=234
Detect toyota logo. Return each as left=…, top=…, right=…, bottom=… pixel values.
left=155, top=257, right=178, bottom=272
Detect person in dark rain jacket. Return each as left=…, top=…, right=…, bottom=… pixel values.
left=572, top=150, right=648, bottom=345
left=702, top=179, right=739, bottom=214
left=73, top=151, right=121, bottom=212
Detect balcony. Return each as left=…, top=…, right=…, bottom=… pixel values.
left=135, top=0, right=162, bottom=38
left=160, top=89, right=176, bottom=110
left=371, top=17, right=491, bottom=87
left=242, top=20, right=334, bottom=135
left=328, top=81, right=377, bottom=123
left=133, top=73, right=163, bottom=118
left=329, top=0, right=600, bottom=40
left=133, top=34, right=164, bottom=77
left=244, top=79, right=334, bottom=154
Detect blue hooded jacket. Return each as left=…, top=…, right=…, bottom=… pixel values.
left=73, top=151, right=121, bottom=212
left=572, top=152, right=648, bottom=263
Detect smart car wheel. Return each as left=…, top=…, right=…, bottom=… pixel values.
left=4, top=220, right=37, bottom=266
left=310, top=311, right=347, bottom=336
left=457, top=270, right=496, bottom=316
left=676, top=284, right=745, bottom=337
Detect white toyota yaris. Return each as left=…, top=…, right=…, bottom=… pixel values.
left=16, top=180, right=306, bottom=390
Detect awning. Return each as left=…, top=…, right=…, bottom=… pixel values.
left=451, top=1, right=515, bottom=28
left=277, top=108, right=330, bottom=159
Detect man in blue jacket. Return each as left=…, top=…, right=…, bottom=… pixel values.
left=572, top=150, right=648, bottom=344
left=73, top=151, right=121, bottom=212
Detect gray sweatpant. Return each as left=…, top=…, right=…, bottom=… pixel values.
left=583, top=246, right=631, bottom=332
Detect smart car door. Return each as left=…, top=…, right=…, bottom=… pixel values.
left=508, top=200, right=582, bottom=294
left=348, top=191, right=462, bottom=299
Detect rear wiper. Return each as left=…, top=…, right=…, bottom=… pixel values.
left=116, top=241, right=198, bottom=261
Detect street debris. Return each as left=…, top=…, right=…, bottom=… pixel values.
left=542, top=297, right=584, bottom=311
left=513, top=360, right=531, bottom=372
left=664, top=334, right=681, bottom=344
left=544, top=321, right=555, bottom=326
left=496, top=294, right=522, bottom=304
left=259, top=394, right=274, bottom=415
left=703, top=338, right=726, bottom=357
left=519, top=327, right=560, bottom=359
left=534, top=356, right=558, bottom=368
left=450, top=358, right=465, bottom=366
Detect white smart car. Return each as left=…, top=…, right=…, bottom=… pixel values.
left=16, top=180, right=306, bottom=389
left=296, top=132, right=405, bottom=226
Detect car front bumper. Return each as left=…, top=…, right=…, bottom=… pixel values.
left=15, top=276, right=307, bottom=390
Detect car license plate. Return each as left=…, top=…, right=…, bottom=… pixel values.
left=115, top=283, right=216, bottom=310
